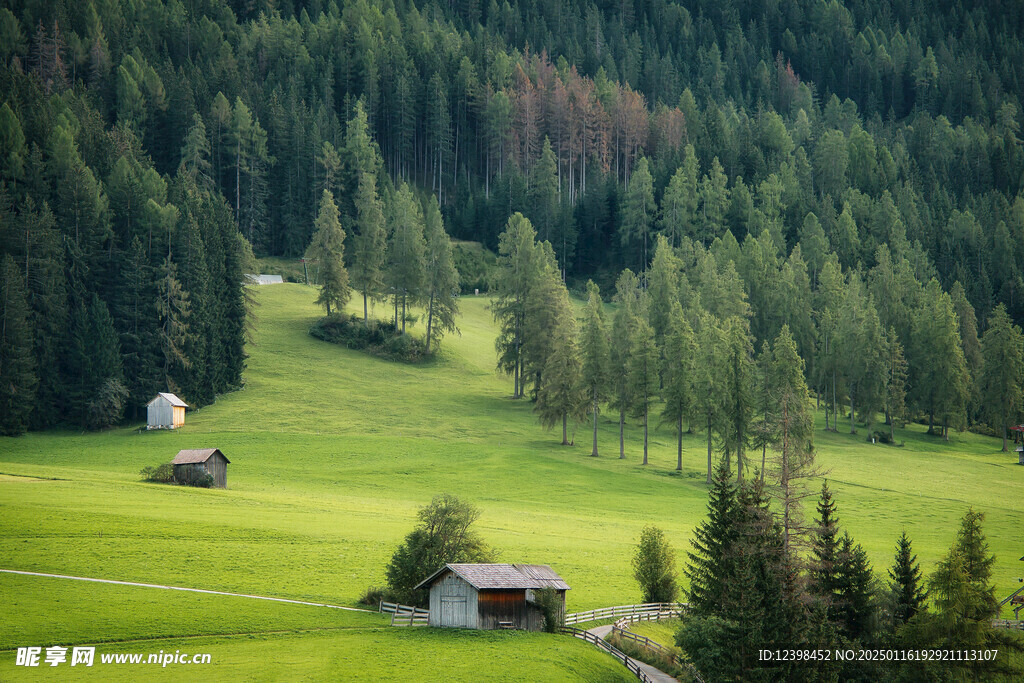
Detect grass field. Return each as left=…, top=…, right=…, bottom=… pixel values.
left=1, top=283, right=1022, bottom=679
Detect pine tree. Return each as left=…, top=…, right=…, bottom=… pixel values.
left=835, top=532, right=876, bottom=642
left=888, top=531, right=926, bottom=629
left=155, top=255, right=191, bottom=396
left=628, top=316, right=659, bottom=465
left=580, top=281, right=610, bottom=456
left=534, top=303, right=584, bottom=445
left=882, top=326, right=908, bottom=442
left=694, top=313, right=727, bottom=482
left=492, top=213, right=542, bottom=399
left=307, top=190, right=351, bottom=316
left=179, top=113, right=213, bottom=192
left=810, top=482, right=843, bottom=619
left=661, top=301, right=695, bottom=471
left=0, top=254, right=37, bottom=435
left=685, top=458, right=739, bottom=615
left=0, top=102, right=26, bottom=187
left=910, top=280, right=970, bottom=438
left=658, top=145, right=699, bottom=247
left=385, top=183, right=426, bottom=333
left=980, top=305, right=1024, bottom=451
left=84, top=293, right=127, bottom=429
left=723, top=317, right=755, bottom=480
left=349, top=171, right=387, bottom=322
left=610, top=269, right=642, bottom=458
left=646, top=234, right=681, bottom=344
left=422, top=196, right=459, bottom=352
left=619, top=156, right=656, bottom=278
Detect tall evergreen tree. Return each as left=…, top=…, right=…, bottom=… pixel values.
left=580, top=281, right=610, bottom=456
left=888, top=531, right=926, bottom=630
left=619, top=156, right=656, bottom=278
left=627, top=316, right=659, bottom=465
left=610, top=269, right=643, bottom=458
left=661, top=301, right=696, bottom=471
left=0, top=254, right=36, bottom=435
left=385, top=183, right=426, bottom=333
left=492, top=213, right=542, bottom=399
left=980, top=304, right=1024, bottom=451
left=421, top=197, right=459, bottom=352
left=534, top=296, right=584, bottom=445
left=693, top=313, right=727, bottom=482
left=307, top=190, right=350, bottom=316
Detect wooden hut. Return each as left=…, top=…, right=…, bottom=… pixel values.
left=171, top=448, right=229, bottom=488
left=147, top=393, right=187, bottom=430
left=414, top=563, right=569, bottom=630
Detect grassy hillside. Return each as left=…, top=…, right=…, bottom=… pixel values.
left=1, top=284, right=1022, bottom=679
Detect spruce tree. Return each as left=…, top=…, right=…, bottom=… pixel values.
left=627, top=316, right=659, bottom=465
left=349, top=171, right=387, bottom=322
left=307, top=189, right=351, bottom=316
left=492, top=213, right=542, bottom=399
left=882, top=325, right=908, bottom=443
left=810, top=482, right=843, bottom=617
left=534, top=305, right=584, bottom=445
left=835, top=532, right=876, bottom=642
left=421, top=196, right=459, bottom=352
left=0, top=254, right=37, bottom=435
left=661, top=301, right=695, bottom=470
left=888, top=531, right=926, bottom=629
left=580, top=281, right=610, bottom=456
left=156, top=255, right=191, bottom=396
left=685, top=458, right=739, bottom=615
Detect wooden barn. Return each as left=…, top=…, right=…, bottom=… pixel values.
left=147, top=393, right=187, bottom=430
left=171, top=448, right=230, bottom=488
left=414, top=563, right=569, bottom=631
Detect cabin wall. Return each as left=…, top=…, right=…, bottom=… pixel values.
left=172, top=406, right=185, bottom=427
left=477, top=590, right=543, bottom=630
left=147, top=400, right=172, bottom=429
left=427, top=573, right=477, bottom=628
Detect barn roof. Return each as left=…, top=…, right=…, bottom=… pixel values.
left=414, top=563, right=570, bottom=591
left=172, top=448, right=230, bottom=465
left=148, top=392, right=188, bottom=408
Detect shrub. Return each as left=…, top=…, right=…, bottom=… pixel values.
left=309, top=313, right=429, bottom=363
left=140, top=463, right=175, bottom=483
left=632, top=525, right=679, bottom=604
left=532, top=587, right=563, bottom=633
left=358, top=586, right=390, bottom=607
left=194, top=472, right=215, bottom=488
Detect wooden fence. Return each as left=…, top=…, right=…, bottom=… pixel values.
left=564, top=602, right=686, bottom=625
left=993, top=619, right=1024, bottom=630
left=611, top=610, right=706, bottom=683
left=380, top=601, right=429, bottom=627
left=561, top=627, right=654, bottom=683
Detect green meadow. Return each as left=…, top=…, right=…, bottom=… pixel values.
left=1, top=283, right=1022, bottom=680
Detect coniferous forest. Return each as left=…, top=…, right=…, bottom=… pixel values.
left=1, top=0, right=1024, bottom=441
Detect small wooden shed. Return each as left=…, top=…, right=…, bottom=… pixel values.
left=147, top=393, right=187, bottom=430
left=171, top=448, right=230, bottom=488
left=414, top=563, right=569, bottom=631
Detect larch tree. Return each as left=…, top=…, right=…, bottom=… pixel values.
left=534, top=290, right=584, bottom=445
left=349, top=171, right=387, bottom=322
left=385, top=183, right=426, bottom=333
left=658, top=145, right=699, bottom=247
left=881, top=326, right=908, bottom=442
left=647, top=234, right=682, bottom=344
left=610, top=269, right=643, bottom=458
left=723, top=316, right=755, bottom=480
left=422, top=196, right=459, bottom=353
left=628, top=316, right=659, bottom=465
left=661, top=301, right=696, bottom=471
left=979, top=304, right=1024, bottom=451
left=580, top=281, right=611, bottom=456
left=693, top=313, right=728, bottom=483
left=910, top=280, right=970, bottom=438
left=306, top=189, right=350, bottom=316
left=492, top=213, right=542, bottom=398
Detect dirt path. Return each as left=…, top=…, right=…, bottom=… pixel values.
left=0, top=569, right=375, bottom=613
left=584, top=624, right=679, bottom=683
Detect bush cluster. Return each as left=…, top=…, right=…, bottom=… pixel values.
left=309, top=314, right=429, bottom=363
left=139, top=463, right=174, bottom=483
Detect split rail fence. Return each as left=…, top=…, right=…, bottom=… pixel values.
left=379, top=601, right=429, bottom=627
left=561, top=626, right=655, bottom=683
left=564, top=602, right=685, bottom=625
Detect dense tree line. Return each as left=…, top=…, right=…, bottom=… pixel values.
left=679, top=468, right=1023, bottom=680
left=3, top=0, right=1022, bottom=327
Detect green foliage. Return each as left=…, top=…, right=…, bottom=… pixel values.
left=532, top=587, right=563, bottom=633
left=422, top=196, right=460, bottom=352
left=888, top=531, right=926, bottom=630
left=384, top=494, right=494, bottom=607
left=307, top=190, right=350, bottom=316
left=632, top=526, right=678, bottom=604
left=139, top=463, right=174, bottom=483
left=309, top=313, right=428, bottom=363
left=0, top=254, right=36, bottom=435
left=980, top=305, right=1024, bottom=449
left=580, top=281, right=610, bottom=456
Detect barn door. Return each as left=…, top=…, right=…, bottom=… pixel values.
left=440, top=596, right=468, bottom=627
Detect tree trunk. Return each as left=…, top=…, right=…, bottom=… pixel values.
left=1002, top=424, right=1008, bottom=452
left=401, top=295, right=407, bottom=333
left=706, top=415, right=713, bottom=484
left=676, top=414, right=683, bottom=471
left=363, top=289, right=368, bottom=323
left=642, top=412, right=648, bottom=465
left=592, top=392, right=599, bottom=457
left=619, top=408, right=625, bottom=459
left=850, top=389, right=856, bottom=434
left=562, top=413, right=568, bottom=446
left=425, top=291, right=435, bottom=353
left=891, top=415, right=895, bottom=443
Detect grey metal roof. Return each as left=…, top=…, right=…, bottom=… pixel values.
left=415, top=563, right=570, bottom=591
left=171, top=448, right=230, bottom=465
left=148, top=392, right=188, bottom=407
left=246, top=274, right=284, bottom=285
